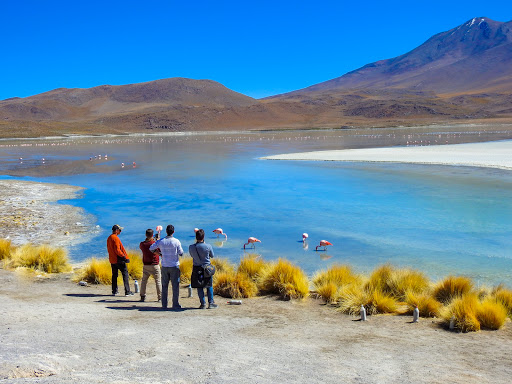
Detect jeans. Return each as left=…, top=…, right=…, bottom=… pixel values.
left=141, top=264, right=162, bottom=300
left=161, top=266, right=180, bottom=308
left=111, top=262, right=131, bottom=295
left=197, top=286, right=214, bottom=305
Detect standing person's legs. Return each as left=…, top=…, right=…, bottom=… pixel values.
left=161, top=267, right=171, bottom=308
left=197, top=288, right=206, bottom=307
left=111, top=263, right=119, bottom=295
left=169, top=267, right=181, bottom=308
left=140, top=265, right=151, bottom=299
left=206, top=286, right=214, bottom=304
left=154, top=265, right=162, bottom=301
left=117, top=262, right=131, bottom=295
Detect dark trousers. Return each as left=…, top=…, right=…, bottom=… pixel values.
left=111, top=262, right=131, bottom=295
left=161, top=266, right=180, bottom=308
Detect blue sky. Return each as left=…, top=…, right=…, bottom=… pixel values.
left=1, top=1, right=510, bottom=100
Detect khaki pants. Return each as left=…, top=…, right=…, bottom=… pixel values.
left=140, top=264, right=162, bottom=300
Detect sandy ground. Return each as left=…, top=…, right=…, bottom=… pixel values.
left=0, top=180, right=94, bottom=247
left=1, top=269, right=511, bottom=384
left=263, top=140, right=512, bottom=170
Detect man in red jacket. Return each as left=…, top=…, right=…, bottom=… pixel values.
left=107, top=224, right=134, bottom=296
left=139, top=228, right=162, bottom=302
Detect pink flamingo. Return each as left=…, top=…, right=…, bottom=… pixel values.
left=316, top=240, right=332, bottom=251
left=213, top=228, right=228, bottom=240
left=194, top=228, right=199, bottom=233
left=302, top=233, right=309, bottom=242
left=244, top=237, right=261, bottom=249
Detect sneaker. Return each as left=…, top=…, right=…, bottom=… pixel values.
left=208, top=303, right=218, bottom=309
left=125, top=292, right=135, bottom=297
left=171, top=304, right=182, bottom=310
left=199, top=303, right=206, bottom=309
left=140, top=295, right=146, bottom=302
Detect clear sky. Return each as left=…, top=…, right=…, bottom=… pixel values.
left=1, top=1, right=510, bottom=100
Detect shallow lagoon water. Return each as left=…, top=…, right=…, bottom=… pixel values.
left=1, top=127, right=512, bottom=286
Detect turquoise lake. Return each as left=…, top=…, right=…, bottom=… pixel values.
left=1, top=126, right=512, bottom=286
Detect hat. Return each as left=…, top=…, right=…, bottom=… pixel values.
left=112, top=224, right=124, bottom=231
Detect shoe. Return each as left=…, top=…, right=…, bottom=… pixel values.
left=199, top=303, right=206, bottom=309
left=112, top=290, right=118, bottom=296
left=125, top=292, right=135, bottom=296
left=208, top=303, right=218, bottom=309
left=140, top=295, right=145, bottom=302
left=171, top=305, right=182, bottom=310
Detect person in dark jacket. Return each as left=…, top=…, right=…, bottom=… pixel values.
left=139, top=228, right=162, bottom=302
left=189, top=229, right=217, bottom=309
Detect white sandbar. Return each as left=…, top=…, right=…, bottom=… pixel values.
left=262, top=140, right=512, bottom=170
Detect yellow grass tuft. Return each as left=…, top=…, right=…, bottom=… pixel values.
left=73, top=258, right=113, bottom=285
left=257, top=258, right=310, bottom=300
left=366, top=264, right=394, bottom=293
left=238, top=254, right=270, bottom=281
left=126, top=250, right=143, bottom=280
left=493, top=288, right=512, bottom=317
left=7, top=243, right=71, bottom=273
left=337, top=285, right=370, bottom=316
left=179, top=255, right=193, bottom=284
left=433, top=275, right=474, bottom=304
left=441, top=294, right=481, bottom=332
left=404, top=291, right=442, bottom=318
left=365, top=265, right=430, bottom=300
left=313, top=264, right=361, bottom=289
left=477, top=299, right=507, bottom=330
left=368, top=289, right=404, bottom=315
left=213, top=271, right=258, bottom=298
left=315, top=282, right=339, bottom=304
left=0, top=238, right=14, bottom=260
left=211, top=258, right=236, bottom=274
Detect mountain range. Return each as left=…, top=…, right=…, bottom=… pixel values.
left=1, top=17, right=511, bottom=138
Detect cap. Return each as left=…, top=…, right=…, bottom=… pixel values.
left=112, top=224, right=124, bottom=231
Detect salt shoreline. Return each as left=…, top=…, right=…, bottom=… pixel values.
left=0, top=179, right=94, bottom=247
left=262, top=140, right=512, bottom=170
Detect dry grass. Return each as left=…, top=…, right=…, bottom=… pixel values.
left=433, top=275, right=474, bottom=304
left=313, top=264, right=361, bottom=288
left=7, top=243, right=71, bottom=273
left=337, top=285, right=369, bottom=315
left=73, top=258, right=113, bottom=285
left=213, top=271, right=258, bottom=298
left=238, top=254, right=270, bottom=280
left=315, top=282, right=340, bottom=304
left=365, top=265, right=430, bottom=300
left=126, top=250, right=143, bottom=280
left=257, top=258, right=310, bottom=300
left=0, top=238, right=14, bottom=260
left=493, top=288, right=512, bottom=317
left=211, top=258, right=236, bottom=274
left=404, top=291, right=442, bottom=317
left=179, top=255, right=193, bottom=284
left=477, top=299, right=508, bottom=330
left=367, top=289, right=404, bottom=315
left=441, top=294, right=481, bottom=332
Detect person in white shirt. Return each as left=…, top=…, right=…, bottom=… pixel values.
left=149, top=224, right=183, bottom=309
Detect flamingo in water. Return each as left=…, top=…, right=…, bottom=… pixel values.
left=302, top=233, right=309, bottom=242
left=244, top=237, right=261, bottom=249
left=316, top=240, right=332, bottom=251
left=213, top=228, right=227, bottom=240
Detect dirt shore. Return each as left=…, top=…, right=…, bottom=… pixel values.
left=0, top=179, right=94, bottom=247
left=1, top=268, right=511, bottom=384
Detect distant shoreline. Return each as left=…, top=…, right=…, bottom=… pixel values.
left=262, top=140, right=512, bottom=171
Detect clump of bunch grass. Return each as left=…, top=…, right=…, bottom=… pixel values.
left=337, top=285, right=369, bottom=315
left=0, top=238, right=14, bottom=260
left=477, top=299, right=508, bottom=330
left=126, top=250, right=143, bottom=280
left=238, top=254, right=270, bottom=281
left=73, top=258, right=113, bottom=285
left=404, top=291, right=442, bottom=318
left=493, top=288, right=512, bottom=317
left=179, top=255, right=193, bottom=284
left=366, top=264, right=430, bottom=301
left=441, top=294, right=481, bottom=332
left=433, top=275, right=473, bottom=304
left=213, top=270, right=258, bottom=298
left=211, top=258, right=235, bottom=274
left=313, top=264, right=361, bottom=304
left=7, top=243, right=71, bottom=273
left=257, top=259, right=309, bottom=300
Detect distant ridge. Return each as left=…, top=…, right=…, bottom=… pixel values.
left=1, top=18, right=512, bottom=138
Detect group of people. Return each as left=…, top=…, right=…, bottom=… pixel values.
left=106, top=224, right=217, bottom=310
